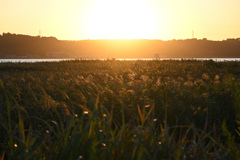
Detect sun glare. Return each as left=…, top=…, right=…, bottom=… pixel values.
left=85, top=0, right=156, bottom=39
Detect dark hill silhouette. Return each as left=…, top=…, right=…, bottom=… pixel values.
left=0, top=33, right=240, bottom=58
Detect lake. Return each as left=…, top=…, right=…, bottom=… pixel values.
left=0, top=58, right=240, bottom=63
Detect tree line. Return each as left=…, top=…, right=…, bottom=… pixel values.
left=0, top=33, right=240, bottom=58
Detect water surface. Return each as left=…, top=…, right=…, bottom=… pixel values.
left=0, top=58, right=240, bottom=63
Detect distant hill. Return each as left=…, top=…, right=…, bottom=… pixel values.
left=0, top=33, right=240, bottom=58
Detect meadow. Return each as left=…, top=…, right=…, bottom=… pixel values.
left=0, top=60, right=239, bottom=159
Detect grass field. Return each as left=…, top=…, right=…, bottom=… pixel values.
left=0, top=60, right=240, bottom=159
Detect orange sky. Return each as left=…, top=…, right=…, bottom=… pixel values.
left=1, top=0, right=240, bottom=40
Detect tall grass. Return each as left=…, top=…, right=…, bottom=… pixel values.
left=0, top=60, right=239, bottom=159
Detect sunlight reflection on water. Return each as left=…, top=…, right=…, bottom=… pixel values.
left=0, top=58, right=240, bottom=63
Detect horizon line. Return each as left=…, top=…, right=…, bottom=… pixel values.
left=1, top=32, right=240, bottom=42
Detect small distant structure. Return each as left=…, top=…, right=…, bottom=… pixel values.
left=154, top=53, right=160, bottom=60
left=192, top=30, right=194, bottom=39
left=38, top=30, right=41, bottom=38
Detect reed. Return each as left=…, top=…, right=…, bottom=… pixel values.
left=0, top=60, right=239, bottom=159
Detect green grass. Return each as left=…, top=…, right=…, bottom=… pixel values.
left=0, top=60, right=239, bottom=159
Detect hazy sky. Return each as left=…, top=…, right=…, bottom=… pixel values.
left=1, top=0, right=240, bottom=40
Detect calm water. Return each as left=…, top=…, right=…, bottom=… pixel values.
left=0, top=58, right=240, bottom=63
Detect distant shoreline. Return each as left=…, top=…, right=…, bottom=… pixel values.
left=1, top=33, right=240, bottom=58
left=1, top=58, right=240, bottom=63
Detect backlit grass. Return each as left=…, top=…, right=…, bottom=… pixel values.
left=0, top=60, right=239, bottom=159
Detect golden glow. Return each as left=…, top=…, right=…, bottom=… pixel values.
left=76, top=0, right=157, bottom=39
left=1, top=0, right=240, bottom=40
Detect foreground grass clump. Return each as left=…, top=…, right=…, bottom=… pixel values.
left=0, top=60, right=240, bottom=159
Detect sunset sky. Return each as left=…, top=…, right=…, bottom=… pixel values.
left=1, top=0, right=240, bottom=40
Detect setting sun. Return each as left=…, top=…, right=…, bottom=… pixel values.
left=83, top=0, right=156, bottom=39
left=1, top=0, right=240, bottom=40
left=0, top=1, right=240, bottom=158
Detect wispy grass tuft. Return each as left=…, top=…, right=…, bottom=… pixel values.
left=0, top=60, right=239, bottom=159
